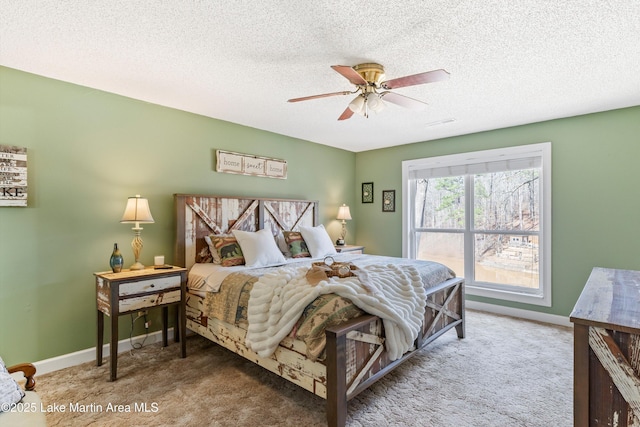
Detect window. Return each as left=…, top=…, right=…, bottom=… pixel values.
left=402, top=143, right=551, bottom=306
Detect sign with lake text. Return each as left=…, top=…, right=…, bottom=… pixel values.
left=0, top=144, right=27, bottom=207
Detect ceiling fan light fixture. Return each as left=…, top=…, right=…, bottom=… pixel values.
left=366, top=93, right=385, bottom=113
left=348, top=95, right=366, bottom=115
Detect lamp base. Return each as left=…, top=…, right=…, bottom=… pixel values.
left=130, top=261, right=145, bottom=270
left=335, top=239, right=345, bottom=246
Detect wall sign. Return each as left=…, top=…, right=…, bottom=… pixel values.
left=216, top=150, right=287, bottom=179
left=0, top=144, right=27, bottom=207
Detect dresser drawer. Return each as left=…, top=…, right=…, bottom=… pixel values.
left=119, top=275, right=181, bottom=297
left=119, top=289, right=181, bottom=312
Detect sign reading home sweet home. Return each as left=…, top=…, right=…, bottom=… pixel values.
left=0, top=144, right=27, bottom=207
left=216, top=150, right=287, bottom=179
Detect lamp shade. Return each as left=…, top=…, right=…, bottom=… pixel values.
left=337, top=204, right=352, bottom=221
left=120, top=195, right=155, bottom=223
left=348, top=95, right=366, bottom=115
left=367, top=93, right=385, bottom=113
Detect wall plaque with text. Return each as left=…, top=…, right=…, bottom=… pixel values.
left=0, top=144, right=27, bottom=207
left=216, top=150, right=287, bottom=179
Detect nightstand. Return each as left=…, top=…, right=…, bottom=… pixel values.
left=95, top=266, right=188, bottom=381
left=335, top=245, right=365, bottom=254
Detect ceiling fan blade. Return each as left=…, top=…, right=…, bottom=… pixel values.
left=381, top=69, right=450, bottom=89
left=288, top=90, right=353, bottom=103
left=331, top=65, right=368, bottom=86
left=380, top=91, right=428, bottom=110
left=337, top=106, right=354, bottom=121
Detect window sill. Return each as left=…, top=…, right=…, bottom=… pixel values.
left=466, top=284, right=551, bottom=307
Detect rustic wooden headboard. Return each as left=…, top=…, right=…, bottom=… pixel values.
left=174, top=194, right=319, bottom=269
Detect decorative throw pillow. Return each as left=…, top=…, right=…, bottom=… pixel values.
left=275, top=232, right=291, bottom=257
left=232, top=229, right=286, bottom=267
left=211, top=235, right=245, bottom=267
left=0, top=356, right=25, bottom=412
left=283, top=231, right=311, bottom=258
left=204, top=235, right=223, bottom=264
left=299, top=224, right=337, bottom=258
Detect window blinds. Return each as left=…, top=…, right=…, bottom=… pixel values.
left=407, top=151, right=543, bottom=180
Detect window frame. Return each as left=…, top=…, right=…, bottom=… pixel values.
left=402, top=143, right=552, bottom=306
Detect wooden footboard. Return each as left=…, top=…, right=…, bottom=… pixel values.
left=325, top=276, right=464, bottom=427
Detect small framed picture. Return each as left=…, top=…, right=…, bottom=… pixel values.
left=362, top=182, right=374, bottom=203
left=382, top=190, right=395, bottom=212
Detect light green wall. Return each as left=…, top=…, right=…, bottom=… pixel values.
left=0, top=66, right=356, bottom=364
left=354, top=105, right=640, bottom=317
left=2, top=64, right=638, bottom=364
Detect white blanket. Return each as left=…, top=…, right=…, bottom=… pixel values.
left=245, top=263, right=426, bottom=361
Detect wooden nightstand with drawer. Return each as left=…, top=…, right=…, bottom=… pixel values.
left=95, top=266, right=187, bottom=381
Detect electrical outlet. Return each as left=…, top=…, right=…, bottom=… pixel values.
left=145, top=321, right=150, bottom=329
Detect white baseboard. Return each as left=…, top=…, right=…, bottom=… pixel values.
left=466, top=300, right=573, bottom=328
left=33, top=329, right=175, bottom=376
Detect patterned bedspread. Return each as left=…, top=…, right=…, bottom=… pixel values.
left=202, top=254, right=455, bottom=360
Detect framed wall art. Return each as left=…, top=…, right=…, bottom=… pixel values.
left=382, top=190, right=395, bottom=212
left=361, top=182, right=373, bottom=203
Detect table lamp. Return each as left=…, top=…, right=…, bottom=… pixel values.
left=336, top=204, right=352, bottom=246
left=120, top=195, right=154, bottom=270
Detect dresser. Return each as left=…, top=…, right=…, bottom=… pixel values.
left=570, top=267, right=640, bottom=426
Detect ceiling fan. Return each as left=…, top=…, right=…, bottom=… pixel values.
left=287, top=63, right=450, bottom=121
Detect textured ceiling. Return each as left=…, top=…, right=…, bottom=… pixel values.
left=1, top=1, right=639, bottom=152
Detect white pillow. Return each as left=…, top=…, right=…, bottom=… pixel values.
left=232, top=229, right=286, bottom=267
left=299, top=224, right=337, bottom=258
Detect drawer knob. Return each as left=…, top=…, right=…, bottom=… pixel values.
left=150, top=284, right=155, bottom=288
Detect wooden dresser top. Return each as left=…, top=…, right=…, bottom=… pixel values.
left=570, top=267, right=640, bottom=334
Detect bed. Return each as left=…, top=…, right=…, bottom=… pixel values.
left=174, top=194, right=465, bottom=427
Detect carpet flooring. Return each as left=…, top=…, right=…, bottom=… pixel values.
left=37, top=309, right=573, bottom=426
